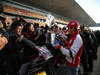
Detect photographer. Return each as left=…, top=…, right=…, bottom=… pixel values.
left=34, top=26, right=46, bottom=46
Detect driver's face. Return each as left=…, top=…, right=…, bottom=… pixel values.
left=67, top=27, right=75, bottom=35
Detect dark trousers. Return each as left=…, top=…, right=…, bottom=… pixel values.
left=81, top=51, right=94, bottom=75
left=80, top=50, right=89, bottom=75
left=88, top=53, right=93, bottom=73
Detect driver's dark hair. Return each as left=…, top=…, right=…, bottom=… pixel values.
left=11, top=21, right=22, bottom=30
left=23, top=23, right=33, bottom=32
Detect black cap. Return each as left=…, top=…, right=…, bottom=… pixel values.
left=11, top=21, right=22, bottom=30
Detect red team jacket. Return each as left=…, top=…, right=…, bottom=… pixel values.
left=59, top=31, right=83, bottom=67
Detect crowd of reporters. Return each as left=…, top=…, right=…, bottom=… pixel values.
left=0, top=14, right=100, bottom=75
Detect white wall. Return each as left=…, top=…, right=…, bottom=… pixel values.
left=89, top=27, right=100, bottom=31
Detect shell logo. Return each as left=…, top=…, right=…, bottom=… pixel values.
left=34, top=71, right=47, bottom=75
